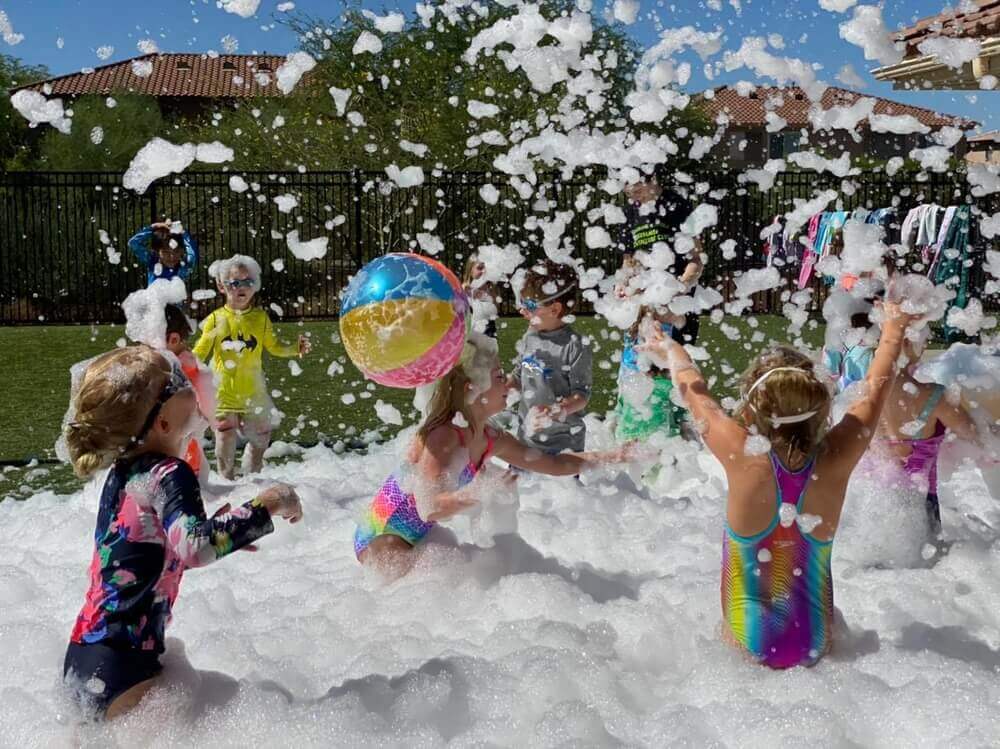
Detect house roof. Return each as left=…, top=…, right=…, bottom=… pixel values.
left=699, top=85, right=978, bottom=131
left=894, top=0, right=1000, bottom=55
left=969, top=129, right=1000, bottom=143
left=11, top=53, right=296, bottom=98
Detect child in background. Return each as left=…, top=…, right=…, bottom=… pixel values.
left=858, top=329, right=982, bottom=542
left=128, top=220, right=198, bottom=287
left=510, top=260, right=592, bottom=454
left=639, top=302, right=915, bottom=668
left=62, top=345, right=302, bottom=720
left=822, top=304, right=877, bottom=393
left=193, top=255, right=311, bottom=480
left=355, top=334, right=630, bottom=579
left=615, top=306, right=689, bottom=443
left=463, top=254, right=499, bottom=339
left=163, top=304, right=213, bottom=485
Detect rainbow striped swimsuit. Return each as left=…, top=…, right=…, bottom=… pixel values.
left=354, top=429, right=493, bottom=558
left=721, top=453, right=834, bottom=668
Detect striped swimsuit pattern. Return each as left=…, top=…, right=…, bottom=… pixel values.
left=721, top=453, right=834, bottom=668
left=354, top=429, right=493, bottom=558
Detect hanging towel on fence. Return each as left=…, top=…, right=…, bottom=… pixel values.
left=797, top=212, right=825, bottom=289
left=931, top=205, right=972, bottom=343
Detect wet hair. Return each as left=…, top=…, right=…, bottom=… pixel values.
left=63, top=346, right=173, bottom=478
left=737, top=346, right=832, bottom=467
left=164, top=304, right=193, bottom=340
left=417, top=335, right=497, bottom=443
left=520, top=259, right=578, bottom=310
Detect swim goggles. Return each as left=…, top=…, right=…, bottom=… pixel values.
left=742, top=366, right=819, bottom=427
left=518, top=283, right=577, bottom=312
left=133, top=358, right=193, bottom=443
left=225, top=278, right=256, bottom=289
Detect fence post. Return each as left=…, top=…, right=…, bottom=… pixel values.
left=149, top=179, right=158, bottom=224
left=352, top=168, right=363, bottom=268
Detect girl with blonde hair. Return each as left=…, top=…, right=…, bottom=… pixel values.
left=62, top=345, right=303, bottom=719
left=354, top=334, right=630, bottom=579
left=638, top=303, right=915, bottom=668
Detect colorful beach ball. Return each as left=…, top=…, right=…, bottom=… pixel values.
left=339, top=253, right=470, bottom=388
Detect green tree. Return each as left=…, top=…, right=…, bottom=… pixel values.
left=35, top=94, right=170, bottom=171
left=0, top=55, right=49, bottom=170
left=197, top=2, right=683, bottom=172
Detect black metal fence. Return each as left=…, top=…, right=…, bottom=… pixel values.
left=1, top=169, right=997, bottom=324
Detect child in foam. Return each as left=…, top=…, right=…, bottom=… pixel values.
left=163, top=304, right=214, bottom=486
left=510, top=259, right=592, bottom=455
left=614, top=305, right=689, bottom=445
left=61, top=345, right=302, bottom=720
left=354, top=334, right=631, bottom=580
left=638, top=303, right=916, bottom=668
left=192, top=255, right=311, bottom=480
left=128, top=219, right=198, bottom=287
left=840, top=333, right=992, bottom=564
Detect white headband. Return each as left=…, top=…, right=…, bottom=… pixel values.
left=743, top=366, right=819, bottom=428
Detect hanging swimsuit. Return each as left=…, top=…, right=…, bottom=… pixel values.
left=354, top=427, right=496, bottom=558
left=880, top=385, right=947, bottom=533
left=722, top=453, right=834, bottom=669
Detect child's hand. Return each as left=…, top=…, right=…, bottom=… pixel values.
left=298, top=335, right=312, bottom=356
left=877, top=300, right=920, bottom=334
left=426, top=492, right=478, bottom=522
left=258, top=484, right=304, bottom=523
left=528, top=404, right=560, bottom=432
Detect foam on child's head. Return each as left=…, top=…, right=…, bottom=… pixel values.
left=209, top=254, right=262, bottom=292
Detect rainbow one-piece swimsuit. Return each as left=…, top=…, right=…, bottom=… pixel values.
left=354, top=428, right=495, bottom=558
left=721, top=452, right=834, bottom=668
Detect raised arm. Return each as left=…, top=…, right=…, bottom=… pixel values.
left=824, top=304, right=911, bottom=464
left=127, top=226, right=154, bottom=265
left=637, top=329, right=748, bottom=467
left=180, top=232, right=198, bottom=279
left=153, top=459, right=275, bottom=568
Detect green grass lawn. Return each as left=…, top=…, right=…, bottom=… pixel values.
left=0, top=314, right=825, bottom=499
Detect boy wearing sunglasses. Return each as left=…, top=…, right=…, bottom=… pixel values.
left=510, top=260, right=593, bottom=456
left=193, top=255, right=311, bottom=479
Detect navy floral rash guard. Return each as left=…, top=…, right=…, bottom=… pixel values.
left=70, top=454, right=274, bottom=653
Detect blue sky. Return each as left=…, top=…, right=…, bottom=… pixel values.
left=3, top=0, right=996, bottom=130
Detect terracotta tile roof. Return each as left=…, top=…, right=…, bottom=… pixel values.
left=699, top=85, right=978, bottom=131
left=11, top=53, right=299, bottom=98
left=894, top=0, right=1000, bottom=55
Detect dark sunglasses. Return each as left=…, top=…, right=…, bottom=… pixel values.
left=518, top=283, right=576, bottom=312
left=133, top=360, right=192, bottom=444
left=225, top=278, right=256, bottom=289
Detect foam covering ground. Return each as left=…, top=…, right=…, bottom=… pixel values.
left=1, top=422, right=998, bottom=747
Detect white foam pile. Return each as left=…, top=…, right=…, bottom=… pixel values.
left=1, top=417, right=999, bottom=746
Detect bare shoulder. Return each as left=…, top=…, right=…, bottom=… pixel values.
left=418, top=425, right=462, bottom=455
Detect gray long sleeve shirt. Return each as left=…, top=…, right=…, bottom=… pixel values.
left=513, top=325, right=593, bottom=453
